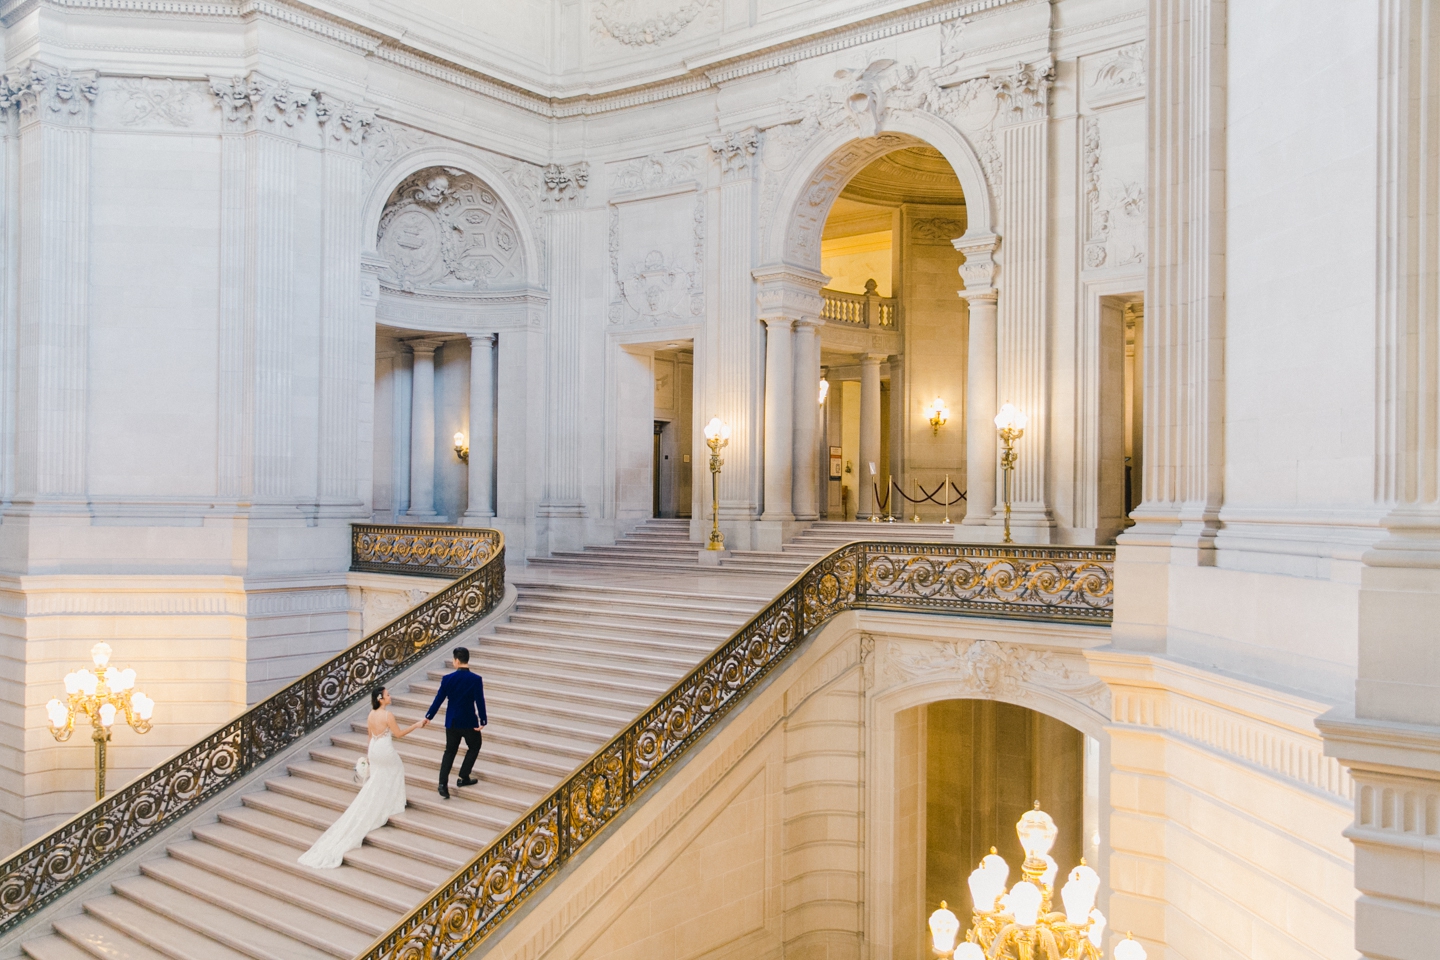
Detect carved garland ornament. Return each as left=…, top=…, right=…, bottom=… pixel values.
left=592, top=0, right=717, bottom=46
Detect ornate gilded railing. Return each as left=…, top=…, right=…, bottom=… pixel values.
left=351, top=524, right=502, bottom=579
left=359, top=540, right=1112, bottom=960
left=0, top=528, right=505, bottom=934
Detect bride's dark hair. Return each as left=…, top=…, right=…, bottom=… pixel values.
left=370, top=686, right=386, bottom=710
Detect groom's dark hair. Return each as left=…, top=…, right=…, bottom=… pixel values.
left=452, top=646, right=470, bottom=665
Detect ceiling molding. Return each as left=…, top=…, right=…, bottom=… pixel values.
left=0, top=0, right=1024, bottom=118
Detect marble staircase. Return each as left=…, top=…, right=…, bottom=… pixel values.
left=19, top=575, right=776, bottom=960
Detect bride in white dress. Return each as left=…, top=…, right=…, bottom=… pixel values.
left=298, top=685, right=427, bottom=869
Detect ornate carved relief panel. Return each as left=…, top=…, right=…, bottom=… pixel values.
left=376, top=166, right=526, bottom=293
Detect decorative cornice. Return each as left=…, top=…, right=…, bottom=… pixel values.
left=0, top=0, right=1026, bottom=119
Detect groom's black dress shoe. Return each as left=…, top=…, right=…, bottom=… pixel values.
left=456, top=777, right=478, bottom=787
left=438, top=783, right=450, bottom=799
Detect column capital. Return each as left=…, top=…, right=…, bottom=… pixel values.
left=754, top=264, right=827, bottom=323
left=466, top=332, right=498, bottom=346
left=208, top=72, right=316, bottom=134
left=315, top=92, right=376, bottom=154
left=761, top=315, right=795, bottom=332
left=405, top=337, right=444, bottom=356
left=955, top=232, right=1001, bottom=300
left=989, top=59, right=1055, bottom=125
left=860, top=352, right=888, bottom=365
left=3, top=60, right=98, bottom=129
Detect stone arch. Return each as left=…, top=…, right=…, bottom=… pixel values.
left=861, top=634, right=1112, bottom=954
left=362, top=147, right=543, bottom=290
left=761, top=108, right=996, bottom=272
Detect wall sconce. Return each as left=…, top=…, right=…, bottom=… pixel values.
left=818, top=379, right=830, bottom=405
left=925, top=397, right=950, bottom=435
left=453, top=432, right=469, bottom=463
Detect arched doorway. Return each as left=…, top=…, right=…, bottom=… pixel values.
left=814, top=145, right=969, bottom=522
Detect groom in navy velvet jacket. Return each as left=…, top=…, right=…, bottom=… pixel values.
left=425, top=646, right=488, bottom=799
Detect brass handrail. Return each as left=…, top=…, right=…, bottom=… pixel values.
left=359, top=540, right=1113, bottom=960
left=0, top=527, right=506, bottom=934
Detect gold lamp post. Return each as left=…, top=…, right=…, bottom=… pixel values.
left=46, top=642, right=155, bottom=802
left=994, top=403, right=1029, bottom=544
left=927, top=803, right=1147, bottom=960
left=703, top=416, right=731, bottom=551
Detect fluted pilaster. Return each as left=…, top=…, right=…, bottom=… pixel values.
left=540, top=206, right=585, bottom=516
left=991, top=61, right=1054, bottom=537
left=209, top=72, right=315, bottom=504
left=316, top=94, right=373, bottom=509
left=712, top=133, right=764, bottom=525
left=7, top=61, right=98, bottom=509
left=1131, top=3, right=1226, bottom=551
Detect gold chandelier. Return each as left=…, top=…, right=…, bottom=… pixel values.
left=928, top=804, right=1146, bottom=960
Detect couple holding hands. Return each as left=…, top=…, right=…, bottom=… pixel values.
left=298, top=646, right=488, bottom=869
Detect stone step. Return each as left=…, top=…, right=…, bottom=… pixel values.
left=82, top=891, right=260, bottom=960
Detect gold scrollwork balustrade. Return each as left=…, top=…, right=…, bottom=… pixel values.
left=351, top=524, right=501, bottom=579
left=359, top=540, right=1112, bottom=960
left=0, top=527, right=506, bottom=935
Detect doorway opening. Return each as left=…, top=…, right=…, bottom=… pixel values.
left=616, top=339, right=694, bottom=526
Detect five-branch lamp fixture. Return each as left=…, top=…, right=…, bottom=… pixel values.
left=994, top=403, right=1028, bottom=544
left=927, top=804, right=1146, bottom=960
left=926, top=397, right=950, bottom=436
left=46, top=642, right=155, bottom=802
left=703, top=417, right=731, bottom=551
left=453, top=432, right=469, bottom=463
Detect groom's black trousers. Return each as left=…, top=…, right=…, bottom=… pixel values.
left=439, top=727, right=483, bottom=784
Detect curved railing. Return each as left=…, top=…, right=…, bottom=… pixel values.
left=0, top=526, right=506, bottom=934
left=351, top=524, right=501, bottom=579
left=360, top=540, right=1113, bottom=960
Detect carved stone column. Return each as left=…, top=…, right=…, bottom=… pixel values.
left=405, top=339, right=442, bottom=521
left=761, top=317, right=795, bottom=523
left=753, top=263, right=824, bottom=546
left=859, top=353, right=885, bottom=518
left=792, top=317, right=823, bottom=521
left=1321, top=7, right=1440, bottom=960
left=991, top=61, right=1056, bottom=540
left=316, top=94, right=374, bottom=512
left=957, top=235, right=1001, bottom=530
left=464, top=333, right=496, bottom=522
left=209, top=72, right=315, bottom=502
left=5, top=62, right=98, bottom=511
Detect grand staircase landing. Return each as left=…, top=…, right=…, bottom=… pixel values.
left=531, top=517, right=962, bottom=577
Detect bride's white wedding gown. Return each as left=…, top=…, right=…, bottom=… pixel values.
left=298, top=731, right=408, bottom=869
